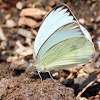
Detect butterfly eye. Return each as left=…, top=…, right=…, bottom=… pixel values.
left=43, top=66, right=47, bottom=70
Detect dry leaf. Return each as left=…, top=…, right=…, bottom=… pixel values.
left=17, top=28, right=34, bottom=38
left=65, top=67, right=77, bottom=73
left=96, top=16, right=100, bottom=22
left=31, top=29, right=38, bottom=36
left=16, top=40, right=33, bottom=56
left=20, top=8, right=47, bottom=19
left=18, top=17, right=38, bottom=27
left=16, top=47, right=33, bottom=56
left=74, top=73, right=89, bottom=84
left=25, top=38, right=32, bottom=46
left=0, top=26, right=6, bottom=41
left=82, top=63, right=95, bottom=74
left=6, top=56, right=19, bottom=62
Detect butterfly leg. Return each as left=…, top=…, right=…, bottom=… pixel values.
left=38, top=71, right=44, bottom=87
left=47, top=71, right=61, bottom=85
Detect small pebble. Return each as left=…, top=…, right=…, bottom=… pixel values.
left=5, top=14, right=11, bottom=20
left=94, top=24, right=97, bottom=30
left=32, top=4, right=35, bottom=7
left=96, top=16, right=100, bottom=22
left=97, top=41, right=100, bottom=50
left=52, top=72, right=58, bottom=77
left=90, top=18, right=94, bottom=22
left=60, top=77, right=65, bottom=83
left=79, top=18, right=85, bottom=24
left=16, top=2, right=23, bottom=10
left=6, top=19, right=15, bottom=28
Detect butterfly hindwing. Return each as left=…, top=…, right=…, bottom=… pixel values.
left=38, top=37, right=94, bottom=71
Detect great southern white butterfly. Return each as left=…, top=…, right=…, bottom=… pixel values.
left=32, top=4, right=94, bottom=80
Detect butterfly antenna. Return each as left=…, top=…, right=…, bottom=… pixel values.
left=13, top=50, right=32, bottom=71
left=15, top=50, right=29, bottom=63
left=4, top=43, right=33, bottom=71
left=47, top=71, right=61, bottom=85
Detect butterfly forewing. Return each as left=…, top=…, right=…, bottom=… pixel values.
left=37, top=22, right=84, bottom=61
left=34, top=4, right=77, bottom=59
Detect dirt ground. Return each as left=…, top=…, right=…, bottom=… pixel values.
left=0, top=0, right=100, bottom=100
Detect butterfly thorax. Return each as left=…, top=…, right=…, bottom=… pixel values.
left=35, top=64, right=47, bottom=72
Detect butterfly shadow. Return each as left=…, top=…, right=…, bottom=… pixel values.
left=31, top=72, right=58, bottom=81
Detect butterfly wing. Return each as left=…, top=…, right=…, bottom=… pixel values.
left=37, top=37, right=94, bottom=71
left=34, top=4, right=78, bottom=59
left=34, top=4, right=94, bottom=72
left=37, top=22, right=93, bottom=61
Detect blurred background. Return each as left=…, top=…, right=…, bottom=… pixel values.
left=0, top=0, right=100, bottom=99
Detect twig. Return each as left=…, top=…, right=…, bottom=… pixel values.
left=76, top=78, right=98, bottom=99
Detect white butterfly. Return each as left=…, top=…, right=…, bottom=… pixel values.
left=33, top=4, right=94, bottom=76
